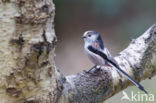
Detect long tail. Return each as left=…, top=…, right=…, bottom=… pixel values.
left=107, top=58, right=148, bottom=94
left=87, top=46, right=148, bottom=94
left=114, top=65, right=147, bottom=94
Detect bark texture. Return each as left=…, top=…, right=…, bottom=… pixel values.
left=0, top=0, right=156, bottom=103
left=59, top=25, right=156, bottom=103
left=0, top=0, right=63, bottom=103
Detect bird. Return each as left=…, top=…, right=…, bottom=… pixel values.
left=82, top=30, right=148, bottom=94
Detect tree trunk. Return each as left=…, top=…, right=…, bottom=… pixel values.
left=0, top=0, right=156, bottom=103
left=0, top=0, right=62, bottom=103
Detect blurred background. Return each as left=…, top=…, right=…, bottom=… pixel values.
left=54, top=0, right=156, bottom=103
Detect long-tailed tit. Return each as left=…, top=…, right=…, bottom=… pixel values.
left=82, top=31, right=147, bottom=94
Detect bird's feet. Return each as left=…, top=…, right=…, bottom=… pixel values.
left=84, top=65, right=102, bottom=74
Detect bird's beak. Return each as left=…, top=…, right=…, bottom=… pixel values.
left=82, top=35, right=86, bottom=39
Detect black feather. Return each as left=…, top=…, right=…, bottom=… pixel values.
left=88, top=46, right=148, bottom=94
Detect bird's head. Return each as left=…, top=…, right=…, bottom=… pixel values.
left=82, top=31, right=100, bottom=43
left=82, top=31, right=104, bottom=49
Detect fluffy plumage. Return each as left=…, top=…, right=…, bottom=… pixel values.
left=82, top=30, right=147, bottom=94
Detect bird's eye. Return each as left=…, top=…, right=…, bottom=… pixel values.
left=88, top=34, right=91, bottom=37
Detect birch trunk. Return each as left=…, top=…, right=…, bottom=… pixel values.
left=0, top=0, right=156, bottom=103
left=0, top=0, right=62, bottom=103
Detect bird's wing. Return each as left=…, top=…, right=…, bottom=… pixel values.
left=104, top=48, right=119, bottom=66
left=87, top=45, right=148, bottom=94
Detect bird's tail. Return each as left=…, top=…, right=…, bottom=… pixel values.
left=115, top=65, right=148, bottom=94
left=107, top=58, right=148, bottom=94
left=88, top=45, right=148, bottom=93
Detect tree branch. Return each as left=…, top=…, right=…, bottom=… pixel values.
left=1, top=0, right=156, bottom=102
left=58, top=24, right=156, bottom=103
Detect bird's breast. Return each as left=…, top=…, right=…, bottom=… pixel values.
left=85, top=47, right=106, bottom=66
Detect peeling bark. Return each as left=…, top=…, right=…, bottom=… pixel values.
left=0, top=0, right=156, bottom=103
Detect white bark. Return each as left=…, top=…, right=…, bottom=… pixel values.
left=0, top=0, right=156, bottom=103
left=0, top=0, right=62, bottom=103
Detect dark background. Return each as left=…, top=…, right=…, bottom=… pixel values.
left=54, top=0, right=156, bottom=103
